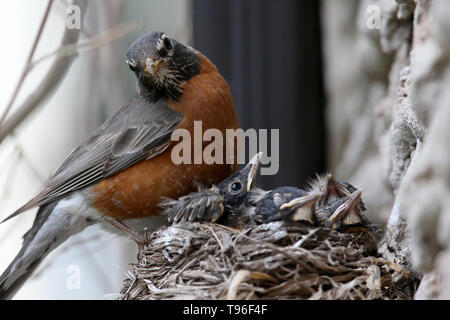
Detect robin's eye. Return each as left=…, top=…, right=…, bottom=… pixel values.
left=231, top=182, right=242, bottom=192
left=163, top=37, right=172, bottom=50
left=158, top=35, right=172, bottom=58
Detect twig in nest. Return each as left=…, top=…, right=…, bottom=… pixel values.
left=227, top=270, right=250, bottom=300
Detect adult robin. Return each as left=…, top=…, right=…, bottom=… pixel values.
left=0, top=31, right=240, bottom=299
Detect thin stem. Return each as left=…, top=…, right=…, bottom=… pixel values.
left=0, top=0, right=54, bottom=127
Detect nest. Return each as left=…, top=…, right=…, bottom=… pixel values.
left=120, top=222, right=414, bottom=300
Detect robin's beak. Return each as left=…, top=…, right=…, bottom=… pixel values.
left=328, top=189, right=363, bottom=224
left=243, top=152, right=263, bottom=191
left=145, top=57, right=165, bottom=75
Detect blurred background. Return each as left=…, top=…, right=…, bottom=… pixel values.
left=0, top=0, right=448, bottom=299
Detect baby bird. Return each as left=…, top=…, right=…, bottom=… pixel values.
left=249, top=187, right=322, bottom=225
left=308, top=174, right=369, bottom=231
left=162, top=152, right=262, bottom=228
left=162, top=157, right=373, bottom=233
left=248, top=174, right=370, bottom=232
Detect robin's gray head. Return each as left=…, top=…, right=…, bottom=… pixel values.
left=218, top=152, right=262, bottom=210
left=125, top=31, right=201, bottom=102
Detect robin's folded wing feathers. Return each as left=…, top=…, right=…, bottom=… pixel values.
left=3, top=96, right=183, bottom=222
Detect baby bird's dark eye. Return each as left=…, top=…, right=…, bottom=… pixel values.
left=231, top=182, right=242, bottom=192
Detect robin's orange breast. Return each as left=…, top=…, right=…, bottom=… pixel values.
left=91, top=55, right=240, bottom=220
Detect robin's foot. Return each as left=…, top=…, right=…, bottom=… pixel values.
left=104, top=217, right=150, bottom=254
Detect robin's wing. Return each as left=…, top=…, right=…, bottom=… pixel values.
left=4, top=96, right=183, bottom=222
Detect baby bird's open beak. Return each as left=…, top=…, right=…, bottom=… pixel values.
left=278, top=192, right=322, bottom=225
left=327, top=174, right=350, bottom=195
left=244, top=152, right=263, bottom=191
left=280, top=192, right=323, bottom=210
left=328, top=189, right=364, bottom=225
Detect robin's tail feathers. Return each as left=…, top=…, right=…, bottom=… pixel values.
left=0, top=194, right=94, bottom=299
left=0, top=203, right=56, bottom=299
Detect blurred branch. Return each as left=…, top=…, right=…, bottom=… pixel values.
left=0, top=0, right=88, bottom=145
left=0, top=0, right=54, bottom=128
left=14, top=140, right=46, bottom=183
left=30, top=20, right=142, bottom=69
left=1, top=146, right=21, bottom=199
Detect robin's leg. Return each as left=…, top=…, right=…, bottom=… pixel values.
left=104, top=217, right=150, bottom=254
